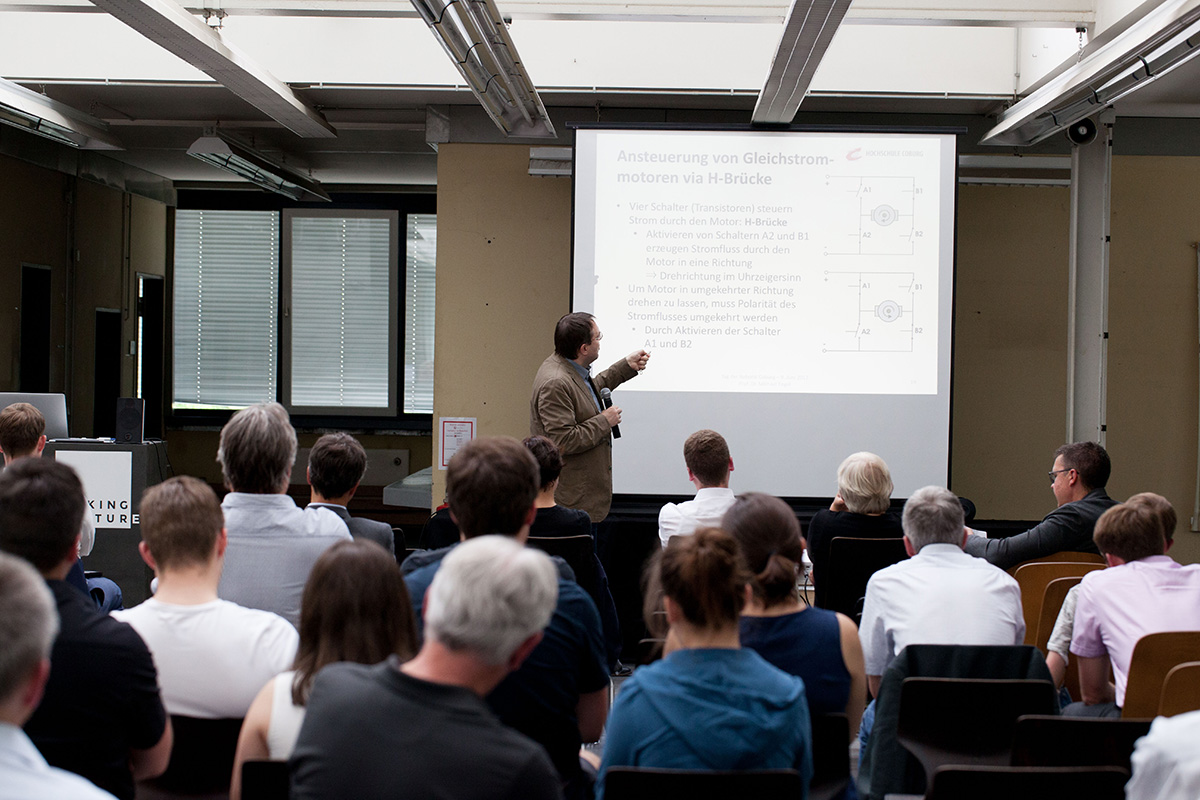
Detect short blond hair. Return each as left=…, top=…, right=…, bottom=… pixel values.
left=837, top=452, right=893, bottom=514
left=0, top=403, right=45, bottom=458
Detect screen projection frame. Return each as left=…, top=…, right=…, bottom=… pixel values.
left=570, top=123, right=963, bottom=503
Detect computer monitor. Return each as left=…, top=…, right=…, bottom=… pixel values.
left=0, top=393, right=70, bottom=440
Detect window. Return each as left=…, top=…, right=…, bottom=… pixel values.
left=171, top=201, right=435, bottom=421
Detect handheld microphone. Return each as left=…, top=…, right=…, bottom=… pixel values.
left=600, top=387, right=621, bottom=439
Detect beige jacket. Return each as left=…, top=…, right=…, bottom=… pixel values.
left=529, top=353, right=637, bottom=522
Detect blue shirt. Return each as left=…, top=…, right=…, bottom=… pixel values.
left=568, top=360, right=602, bottom=413
left=598, top=648, right=812, bottom=799
left=740, top=608, right=852, bottom=715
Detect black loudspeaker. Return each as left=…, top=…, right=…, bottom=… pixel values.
left=115, top=397, right=144, bottom=444
left=1066, top=118, right=1098, bottom=146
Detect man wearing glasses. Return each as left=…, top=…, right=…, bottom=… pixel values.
left=964, top=441, right=1117, bottom=570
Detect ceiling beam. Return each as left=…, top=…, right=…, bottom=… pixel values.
left=752, top=0, right=853, bottom=123
left=87, top=0, right=337, bottom=138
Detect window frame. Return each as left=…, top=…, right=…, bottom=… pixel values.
left=165, top=189, right=436, bottom=432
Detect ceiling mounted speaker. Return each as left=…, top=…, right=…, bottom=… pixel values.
left=1066, top=118, right=1098, bottom=146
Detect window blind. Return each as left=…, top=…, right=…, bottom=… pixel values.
left=405, top=214, right=436, bottom=414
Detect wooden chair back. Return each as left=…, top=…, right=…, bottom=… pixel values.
left=1011, top=562, right=1103, bottom=645
left=1010, top=715, right=1151, bottom=773
left=1009, top=550, right=1106, bottom=573
left=1159, top=660, right=1200, bottom=717
left=603, top=767, right=803, bottom=799
left=1123, top=631, right=1200, bottom=718
left=896, top=677, right=1058, bottom=786
left=926, top=765, right=1128, bottom=800
left=241, top=759, right=290, bottom=800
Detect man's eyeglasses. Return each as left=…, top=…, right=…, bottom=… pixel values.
left=1048, top=468, right=1073, bottom=480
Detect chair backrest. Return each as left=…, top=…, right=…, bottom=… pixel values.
left=1010, top=550, right=1106, bottom=571
left=143, top=715, right=245, bottom=795
left=1010, top=714, right=1151, bottom=772
left=1123, top=631, right=1200, bottom=718
left=925, top=765, right=1129, bottom=800
left=896, top=677, right=1058, bottom=785
left=1159, top=660, right=1200, bottom=717
left=1033, top=576, right=1082, bottom=653
left=526, top=535, right=598, bottom=598
left=603, top=767, right=803, bottom=800
left=1011, top=561, right=1104, bottom=645
left=823, top=537, right=908, bottom=621
left=241, top=759, right=290, bottom=800
left=809, top=713, right=851, bottom=800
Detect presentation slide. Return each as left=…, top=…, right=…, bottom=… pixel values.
left=573, top=128, right=957, bottom=500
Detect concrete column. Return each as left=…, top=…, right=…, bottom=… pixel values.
left=1066, top=111, right=1113, bottom=445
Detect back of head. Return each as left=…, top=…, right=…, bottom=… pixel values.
left=1054, top=441, right=1110, bottom=491
left=308, top=433, right=367, bottom=499
left=139, top=476, right=224, bottom=571
left=554, top=312, right=595, bottom=360
left=683, top=429, right=731, bottom=487
left=446, top=437, right=539, bottom=538
left=217, top=402, right=297, bottom=494
left=1093, top=500, right=1168, bottom=563
left=721, top=493, right=804, bottom=608
left=660, top=526, right=751, bottom=629
left=901, top=485, right=964, bottom=552
left=0, top=458, right=85, bottom=573
left=0, top=403, right=45, bottom=459
left=837, top=451, right=893, bottom=514
left=0, top=551, right=58, bottom=709
left=293, top=540, right=418, bottom=705
left=523, top=435, right=564, bottom=490
left=424, top=535, right=558, bottom=665
left=1124, top=492, right=1177, bottom=544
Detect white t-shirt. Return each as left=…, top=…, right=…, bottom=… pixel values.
left=114, top=598, right=299, bottom=718
left=859, top=543, right=1025, bottom=677
left=266, top=670, right=307, bottom=760
left=1127, top=710, right=1200, bottom=800
left=658, top=487, right=736, bottom=547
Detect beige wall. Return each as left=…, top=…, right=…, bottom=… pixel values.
left=431, top=143, right=573, bottom=504
left=951, top=184, right=1071, bottom=519
left=1108, top=156, right=1200, bottom=564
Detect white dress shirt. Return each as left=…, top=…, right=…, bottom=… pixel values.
left=1127, top=710, right=1200, bottom=800
left=0, top=722, right=117, bottom=800
left=859, top=543, right=1025, bottom=677
left=658, top=487, right=736, bottom=547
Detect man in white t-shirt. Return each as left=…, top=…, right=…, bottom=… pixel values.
left=658, top=429, right=735, bottom=547
left=115, top=476, right=298, bottom=719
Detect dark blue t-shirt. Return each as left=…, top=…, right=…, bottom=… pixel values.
left=739, top=607, right=852, bottom=715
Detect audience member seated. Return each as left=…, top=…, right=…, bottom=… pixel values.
left=657, top=429, right=735, bottom=548
left=1046, top=493, right=1178, bottom=701
left=0, top=459, right=171, bottom=799
left=806, top=452, right=902, bottom=609
left=0, top=402, right=120, bottom=611
left=290, top=536, right=563, bottom=800
left=598, top=527, right=812, bottom=800
left=858, top=485, right=1024, bottom=747
left=402, top=437, right=608, bottom=800
left=231, top=539, right=418, bottom=800
left=964, top=441, right=1117, bottom=569
left=725, top=492, right=867, bottom=734
left=0, top=551, right=118, bottom=799
left=1126, top=708, right=1200, bottom=800
left=306, top=433, right=394, bottom=556
left=524, top=434, right=621, bottom=670
left=113, top=476, right=298, bottom=721
left=1066, top=494, right=1200, bottom=717
left=216, top=403, right=350, bottom=627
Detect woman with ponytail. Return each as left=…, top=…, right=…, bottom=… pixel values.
left=724, top=492, right=866, bottom=737
left=597, top=527, right=813, bottom=799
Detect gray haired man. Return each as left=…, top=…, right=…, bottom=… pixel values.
left=291, top=535, right=564, bottom=800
